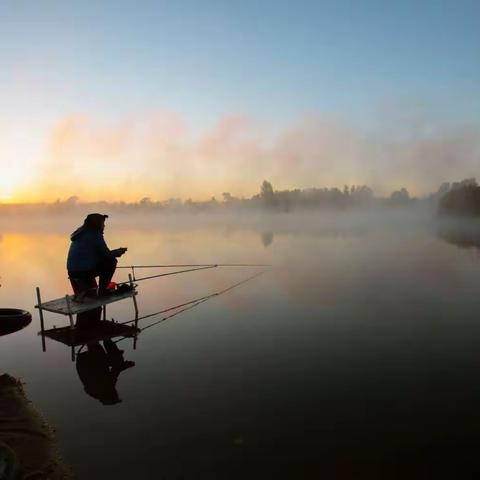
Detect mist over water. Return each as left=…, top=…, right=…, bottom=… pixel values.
left=1, top=210, right=480, bottom=478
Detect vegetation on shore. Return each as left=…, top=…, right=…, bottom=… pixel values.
left=1, top=178, right=479, bottom=216
left=437, top=178, right=480, bottom=217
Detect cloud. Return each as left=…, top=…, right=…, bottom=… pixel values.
left=22, top=110, right=480, bottom=202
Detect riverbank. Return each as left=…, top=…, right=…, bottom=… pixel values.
left=0, top=374, right=71, bottom=479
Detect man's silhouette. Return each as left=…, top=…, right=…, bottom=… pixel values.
left=67, top=213, right=127, bottom=299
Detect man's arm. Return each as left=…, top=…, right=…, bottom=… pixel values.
left=93, top=232, right=127, bottom=258
left=93, top=233, right=115, bottom=258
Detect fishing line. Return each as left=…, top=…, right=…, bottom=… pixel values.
left=117, top=292, right=216, bottom=325
left=140, top=270, right=264, bottom=330
left=116, top=271, right=265, bottom=334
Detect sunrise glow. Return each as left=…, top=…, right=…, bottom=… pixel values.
left=0, top=2, right=478, bottom=203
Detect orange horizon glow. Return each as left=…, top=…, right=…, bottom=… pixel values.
left=1, top=111, right=479, bottom=205
left=4, top=184, right=261, bottom=205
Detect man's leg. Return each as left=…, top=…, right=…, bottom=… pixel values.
left=69, top=271, right=97, bottom=301
left=96, top=257, right=118, bottom=294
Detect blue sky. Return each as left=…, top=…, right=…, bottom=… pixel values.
left=0, top=0, right=479, bottom=200
left=2, top=0, right=479, bottom=125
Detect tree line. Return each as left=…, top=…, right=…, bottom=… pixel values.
left=1, top=179, right=479, bottom=216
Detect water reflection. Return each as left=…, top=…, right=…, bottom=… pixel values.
left=4, top=214, right=480, bottom=478
left=76, top=338, right=135, bottom=405
left=260, top=231, right=274, bottom=247
left=437, top=220, right=480, bottom=251
left=40, top=270, right=265, bottom=406
left=42, top=308, right=137, bottom=404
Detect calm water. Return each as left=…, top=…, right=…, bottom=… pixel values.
left=2, top=212, right=480, bottom=478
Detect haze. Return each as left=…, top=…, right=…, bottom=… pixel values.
left=1, top=1, right=479, bottom=202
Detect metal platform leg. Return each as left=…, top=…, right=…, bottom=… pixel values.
left=36, top=287, right=46, bottom=352
left=129, top=274, right=139, bottom=349
left=65, top=295, right=74, bottom=329
left=102, top=304, right=107, bottom=322
left=129, top=274, right=138, bottom=317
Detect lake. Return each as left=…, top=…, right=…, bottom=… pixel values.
left=2, top=211, right=480, bottom=478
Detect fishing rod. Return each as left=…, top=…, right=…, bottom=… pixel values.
left=132, top=265, right=217, bottom=282
left=117, top=263, right=271, bottom=269
left=113, top=265, right=217, bottom=285
left=116, top=263, right=270, bottom=283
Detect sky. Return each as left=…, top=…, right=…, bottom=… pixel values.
left=0, top=0, right=479, bottom=202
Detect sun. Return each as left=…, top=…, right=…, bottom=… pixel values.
left=0, top=168, right=27, bottom=202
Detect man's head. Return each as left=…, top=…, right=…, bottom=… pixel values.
left=84, top=213, right=108, bottom=232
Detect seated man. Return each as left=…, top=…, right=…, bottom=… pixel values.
left=67, top=213, right=127, bottom=300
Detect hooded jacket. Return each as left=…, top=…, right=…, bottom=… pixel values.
left=67, top=225, right=122, bottom=272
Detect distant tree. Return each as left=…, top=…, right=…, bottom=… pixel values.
left=222, top=192, right=233, bottom=202
left=65, top=196, right=79, bottom=205
left=260, top=180, right=277, bottom=208
left=164, top=198, right=182, bottom=209
left=390, top=188, right=411, bottom=205
left=452, top=178, right=477, bottom=190
left=351, top=185, right=373, bottom=204
left=49, top=195, right=79, bottom=212
left=437, top=182, right=451, bottom=196
left=439, top=178, right=480, bottom=216
left=260, top=180, right=274, bottom=198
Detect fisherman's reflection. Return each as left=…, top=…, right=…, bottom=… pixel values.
left=261, top=231, right=274, bottom=247
left=75, top=308, right=135, bottom=405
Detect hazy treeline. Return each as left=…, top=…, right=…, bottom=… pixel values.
left=1, top=179, right=479, bottom=216
left=437, top=178, right=480, bottom=216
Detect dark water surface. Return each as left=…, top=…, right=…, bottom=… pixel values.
left=2, top=212, right=480, bottom=478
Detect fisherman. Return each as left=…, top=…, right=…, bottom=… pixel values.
left=67, top=213, right=127, bottom=300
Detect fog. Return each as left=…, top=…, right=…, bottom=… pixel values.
left=9, top=110, right=480, bottom=202
left=2, top=205, right=479, bottom=257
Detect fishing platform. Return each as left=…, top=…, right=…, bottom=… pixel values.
left=35, top=274, right=138, bottom=327
left=35, top=287, right=138, bottom=324
left=35, top=274, right=139, bottom=360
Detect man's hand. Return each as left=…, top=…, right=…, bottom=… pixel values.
left=111, top=247, right=128, bottom=258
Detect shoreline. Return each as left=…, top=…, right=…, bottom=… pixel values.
left=0, top=374, right=72, bottom=479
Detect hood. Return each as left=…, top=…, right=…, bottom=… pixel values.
left=70, top=226, right=86, bottom=240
